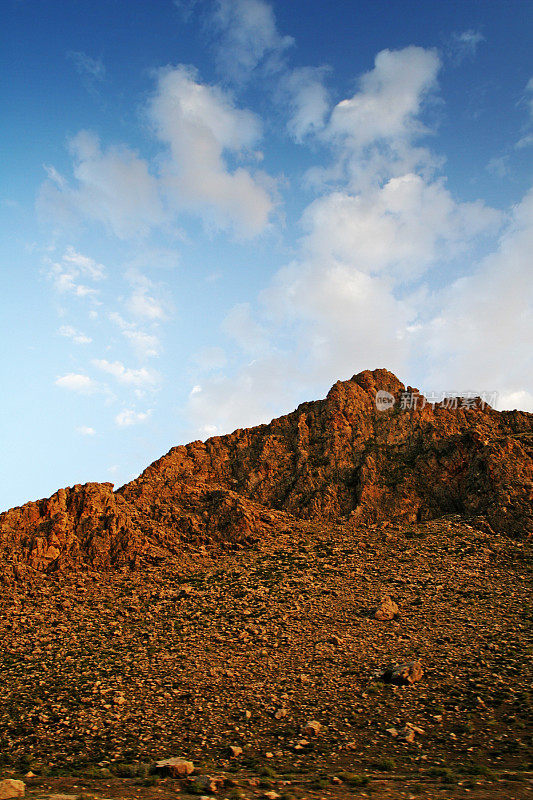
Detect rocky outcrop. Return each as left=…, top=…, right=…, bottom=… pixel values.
left=1, top=368, right=532, bottom=573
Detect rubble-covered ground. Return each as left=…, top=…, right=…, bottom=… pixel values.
left=0, top=516, right=531, bottom=799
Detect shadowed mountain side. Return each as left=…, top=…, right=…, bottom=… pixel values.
left=1, top=369, right=532, bottom=576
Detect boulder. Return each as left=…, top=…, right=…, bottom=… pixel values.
left=154, top=757, right=194, bottom=777
left=0, top=780, right=25, bottom=799
left=372, top=596, right=399, bottom=620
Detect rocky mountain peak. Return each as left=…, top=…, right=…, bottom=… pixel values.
left=1, top=368, right=531, bottom=579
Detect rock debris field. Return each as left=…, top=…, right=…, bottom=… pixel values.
left=0, top=517, right=531, bottom=800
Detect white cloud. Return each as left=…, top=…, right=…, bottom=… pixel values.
left=76, top=425, right=96, bottom=436
left=212, top=0, right=294, bottom=82
left=192, top=346, right=227, bottom=371
left=125, top=271, right=167, bottom=320
left=328, top=47, right=439, bottom=148
left=282, top=66, right=330, bottom=141
left=38, top=131, right=165, bottom=238
left=222, top=302, right=269, bottom=353
left=186, top=43, right=533, bottom=438
left=499, top=390, right=533, bottom=412
left=92, top=358, right=159, bottom=386
left=55, top=373, right=96, bottom=393
left=108, top=303, right=161, bottom=358
left=47, top=246, right=105, bottom=300
left=115, top=408, right=152, bottom=427
left=63, top=245, right=105, bottom=279
left=187, top=355, right=298, bottom=437
left=58, top=324, right=92, bottom=344
left=127, top=291, right=166, bottom=320
left=123, top=329, right=160, bottom=359
left=315, top=47, right=441, bottom=193
left=421, top=186, right=533, bottom=401
left=149, top=65, right=274, bottom=236
left=298, top=175, right=499, bottom=282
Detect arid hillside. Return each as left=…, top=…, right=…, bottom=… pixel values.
left=1, top=368, right=532, bottom=579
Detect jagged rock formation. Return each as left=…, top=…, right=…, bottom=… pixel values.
left=1, top=369, right=532, bottom=575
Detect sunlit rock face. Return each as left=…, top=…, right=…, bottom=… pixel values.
left=1, top=368, right=531, bottom=576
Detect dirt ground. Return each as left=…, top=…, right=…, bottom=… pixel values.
left=0, top=517, right=531, bottom=799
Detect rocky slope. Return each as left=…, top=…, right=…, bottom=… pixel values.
left=1, top=368, right=532, bottom=576
left=0, top=517, right=531, bottom=798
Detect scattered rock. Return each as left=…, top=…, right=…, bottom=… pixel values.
left=193, top=776, right=224, bottom=793
left=400, top=723, right=425, bottom=743
left=154, top=757, right=194, bottom=777
left=372, top=596, right=399, bottom=620
left=381, top=661, right=424, bottom=686
left=302, top=719, right=322, bottom=736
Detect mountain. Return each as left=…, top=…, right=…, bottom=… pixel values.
left=1, top=368, right=532, bottom=578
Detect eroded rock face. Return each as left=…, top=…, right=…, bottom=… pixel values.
left=1, top=369, right=532, bottom=573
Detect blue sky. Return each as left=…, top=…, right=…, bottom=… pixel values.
left=1, top=0, right=532, bottom=511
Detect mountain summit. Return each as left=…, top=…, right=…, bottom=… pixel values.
left=1, top=369, right=532, bottom=577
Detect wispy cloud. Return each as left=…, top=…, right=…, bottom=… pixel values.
left=38, top=132, right=165, bottom=238
left=92, top=359, right=159, bottom=387
left=67, top=51, right=106, bottom=82
left=55, top=373, right=96, bottom=393
left=448, top=30, right=485, bottom=64
left=516, top=77, right=533, bottom=149
left=281, top=66, right=331, bottom=142
left=125, top=271, right=168, bottom=321
left=58, top=324, right=92, bottom=344
left=46, top=246, right=105, bottom=300
left=122, top=329, right=160, bottom=359
left=76, top=425, right=96, bottom=436
left=115, top=408, right=152, bottom=427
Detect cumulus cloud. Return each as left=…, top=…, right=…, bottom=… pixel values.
left=115, top=408, right=152, bottom=427
left=55, top=373, right=96, bottom=393
left=92, top=359, right=159, bottom=387
left=38, top=131, right=165, bottom=238
left=421, top=186, right=533, bottom=404
left=58, top=324, right=92, bottom=344
left=149, top=65, right=274, bottom=236
left=310, top=47, right=441, bottom=192
left=211, top=0, right=294, bottom=82
left=298, top=175, right=499, bottom=282
left=328, top=47, right=439, bottom=148
left=187, top=43, right=532, bottom=437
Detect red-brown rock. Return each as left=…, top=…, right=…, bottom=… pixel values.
left=1, top=369, right=531, bottom=574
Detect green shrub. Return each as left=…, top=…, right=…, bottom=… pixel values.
left=115, top=762, right=149, bottom=778
left=371, top=758, right=395, bottom=772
